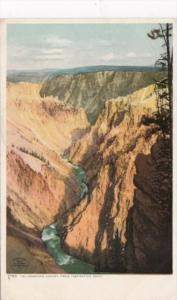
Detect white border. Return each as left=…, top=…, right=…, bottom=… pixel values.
left=1, top=18, right=177, bottom=300
left=0, top=1, right=177, bottom=18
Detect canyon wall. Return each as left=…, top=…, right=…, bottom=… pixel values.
left=125, top=138, right=172, bottom=273
left=58, top=84, right=161, bottom=272
left=40, top=71, right=164, bottom=123
left=7, top=82, right=89, bottom=230
left=7, top=76, right=172, bottom=274
left=7, top=82, right=89, bottom=273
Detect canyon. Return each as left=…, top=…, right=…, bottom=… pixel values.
left=6, top=70, right=172, bottom=274
left=40, top=70, right=164, bottom=123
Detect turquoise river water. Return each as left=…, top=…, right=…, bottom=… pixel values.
left=41, top=162, right=95, bottom=273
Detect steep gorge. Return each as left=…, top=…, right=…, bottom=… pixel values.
left=40, top=70, right=164, bottom=123
left=6, top=81, right=89, bottom=273
left=7, top=71, right=172, bottom=274
left=58, top=85, right=162, bottom=272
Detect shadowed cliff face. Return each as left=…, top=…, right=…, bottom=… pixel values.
left=125, top=138, right=172, bottom=273
left=7, top=77, right=172, bottom=274
left=40, top=71, right=164, bottom=123
left=58, top=85, right=160, bottom=271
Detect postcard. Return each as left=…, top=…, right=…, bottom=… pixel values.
left=1, top=17, right=177, bottom=300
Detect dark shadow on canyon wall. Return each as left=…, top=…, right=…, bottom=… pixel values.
left=58, top=149, right=126, bottom=273
left=70, top=127, right=90, bottom=146
left=47, top=131, right=172, bottom=274
left=45, top=135, right=172, bottom=274
left=125, top=138, right=172, bottom=274
left=93, top=156, right=125, bottom=273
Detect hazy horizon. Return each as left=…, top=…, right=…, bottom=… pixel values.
left=7, top=23, right=163, bottom=71
left=7, top=64, right=160, bottom=72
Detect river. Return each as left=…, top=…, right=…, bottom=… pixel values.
left=41, top=161, right=95, bottom=274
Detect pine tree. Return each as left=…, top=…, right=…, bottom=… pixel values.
left=142, top=24, right=173, bottom=135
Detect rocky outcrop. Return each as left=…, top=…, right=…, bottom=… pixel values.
left=125, top=138, right=172, bottom=273
left=7, top=82, right=90, bottom=229
left=7, top=235, right=61, bottom=274
left=6, top=79, right=172, bottom=274
left=7, top=150, right=80, bottom=230
left=58, top=85, right=160, bottom=271
left=40, top=71, right=164, bottom=123
left=7, top=82, right=90, bottom=273
left=7, top=220, right=66, bottom=274
left=7, top=82, right=89, bottom=155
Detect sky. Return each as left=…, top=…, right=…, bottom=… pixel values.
left=7, top=23, right=164, bottom=70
